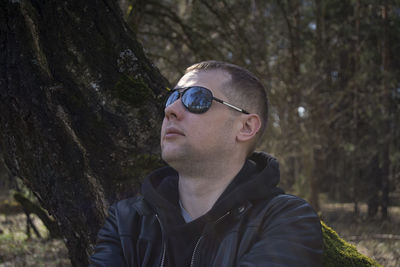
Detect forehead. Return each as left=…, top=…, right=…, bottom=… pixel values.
left=176, top=70, right=231, bottom=97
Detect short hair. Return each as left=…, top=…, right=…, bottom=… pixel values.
left=185, top=60, right=269, bottom=151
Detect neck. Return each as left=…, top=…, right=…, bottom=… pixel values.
left=178, top=156, right=245, bottom=220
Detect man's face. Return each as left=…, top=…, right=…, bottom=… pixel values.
left=160, top=70, right=239, bottom=169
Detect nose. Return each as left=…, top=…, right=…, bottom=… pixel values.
left=164, top=97, right=185, bottom=120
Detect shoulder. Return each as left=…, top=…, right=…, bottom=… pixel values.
left=252, top=194, right=323, bottom=248
left=238, top=194, right=323, bottom=266
left=113, top=195, right=152, bottom=216
left=106, top=196, right=154, bottom=233
left=268, top=194, right=315, bottom=212
left=252, top=194, right=321, bottom=230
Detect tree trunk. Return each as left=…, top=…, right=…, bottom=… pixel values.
left=0, top=1, right=168, bottom=266
left=351, top=0, right=361, bottom=217
left=367, top=154, right=380, bottom=218
left=380, top=4, right=391, bottom=220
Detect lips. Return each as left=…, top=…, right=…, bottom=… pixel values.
left=164, top=127, right=185, bottom=138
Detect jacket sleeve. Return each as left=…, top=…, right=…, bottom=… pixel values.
left=239, top=195, right=323, bottom=267
left=89, top=204, right=127, bottom=267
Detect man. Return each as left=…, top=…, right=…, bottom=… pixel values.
left=90, top=61, right=323, bottom=266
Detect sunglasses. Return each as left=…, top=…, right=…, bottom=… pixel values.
left=165, top=86, right=249, bottom=114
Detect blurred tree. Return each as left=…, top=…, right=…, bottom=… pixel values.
left=128, top=0, right=400, bottom=216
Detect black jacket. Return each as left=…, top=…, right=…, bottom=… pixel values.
left=89, top=152, right=323, bottom=266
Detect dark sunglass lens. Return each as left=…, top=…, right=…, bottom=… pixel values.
left=182, top=87, right=212, bottom=113
left=165, top=91, right=180, bottom=107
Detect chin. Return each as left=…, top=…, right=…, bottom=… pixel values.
left=161, top=150, right=178, bottom=163
left=161, top=150, right=186, bottom=168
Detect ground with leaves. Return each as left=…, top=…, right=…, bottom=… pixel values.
left=0, top=213, right=70, bottom=266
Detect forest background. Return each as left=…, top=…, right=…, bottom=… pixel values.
left=0, top=0, right=399, bottom=266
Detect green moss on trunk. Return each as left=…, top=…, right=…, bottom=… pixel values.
left=114, top=74, right=153, bottom=107
left=322, top=221, right=382, bottom=266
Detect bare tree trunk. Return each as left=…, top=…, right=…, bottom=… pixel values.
left=380, top=4, right=391, bottom=220
left=0, top=1, right=168, bottom=265
left=277, top=0, right=304, bottom=199
left=351, top=0, right=361, bottom=216
left=367, top=154, right=380, bottom=218
left=308, top=0, right=325, bottom=212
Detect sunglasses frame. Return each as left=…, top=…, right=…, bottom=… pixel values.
left=166, top=86, right=249, bottom=114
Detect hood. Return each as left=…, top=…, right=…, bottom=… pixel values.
left=141, top=152, right=284, bottom=221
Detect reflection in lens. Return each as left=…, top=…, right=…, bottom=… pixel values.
left=165, top=90, right=180, bottom=107
left=182, top=87, right=212, bottom=113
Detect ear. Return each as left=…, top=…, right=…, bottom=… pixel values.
left=236, top=114, right=261, bottom=143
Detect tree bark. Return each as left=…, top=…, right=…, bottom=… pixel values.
left=0, top=0, right=168, bottom=265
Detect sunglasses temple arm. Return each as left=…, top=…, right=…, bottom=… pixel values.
left=212, top=97, right=249, bottom=114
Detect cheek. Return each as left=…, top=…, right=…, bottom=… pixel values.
left=161, top=117, right=167, bottom=132
left=194, top=120, right=233, bottom=144
left=185, top=121, right=210, bottom=144
left=160, top=118, right=167, bottom=142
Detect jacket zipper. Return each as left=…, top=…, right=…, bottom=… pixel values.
left=159, top=245, right=166, bottom=267
left=190, top=211, right=231, bottom=267
left=155, top=214, right=166, bottom=267
left=190, top=235, right=204, bottom=267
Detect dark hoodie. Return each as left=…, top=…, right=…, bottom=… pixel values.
left=141, top=152, right=284, bottom=267
left=90, top=151, right=323, bottom=266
